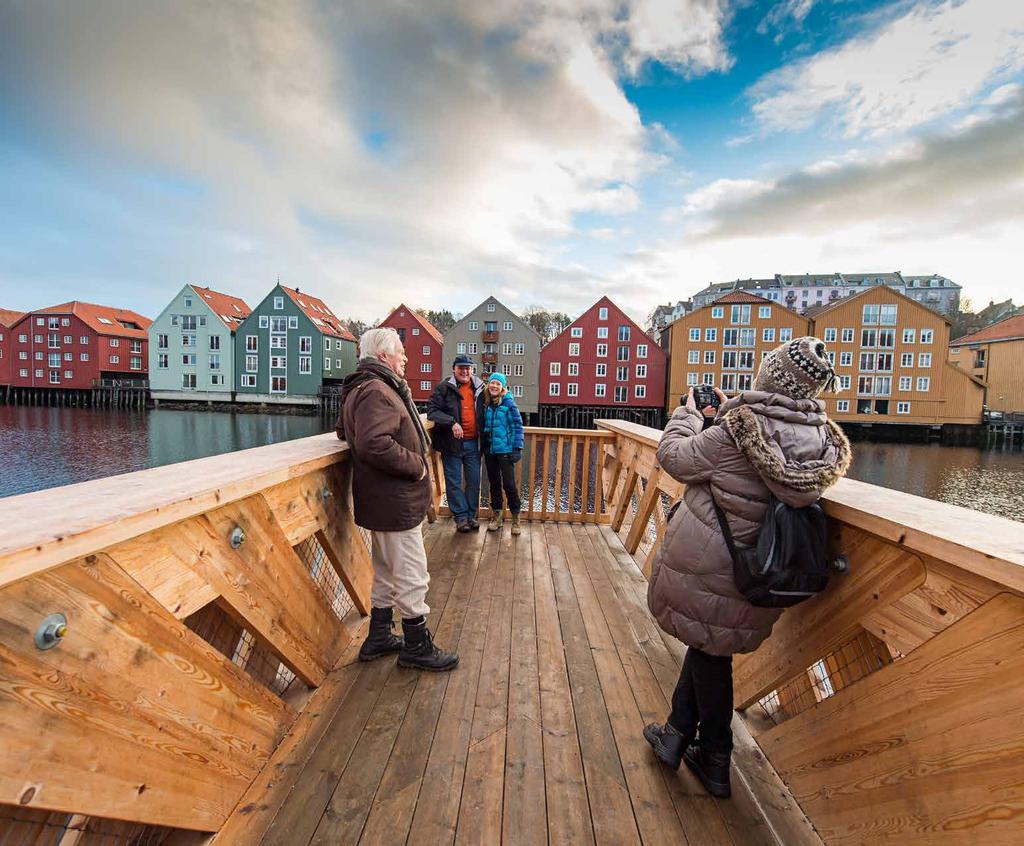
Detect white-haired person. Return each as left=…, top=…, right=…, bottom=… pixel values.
left=335, top=327, right=458, bottom=672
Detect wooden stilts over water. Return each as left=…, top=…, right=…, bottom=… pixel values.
left=1, top=419, right=1022, bottom=844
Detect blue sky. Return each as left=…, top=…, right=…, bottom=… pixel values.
left=1, top=1, right=1022, bottom=325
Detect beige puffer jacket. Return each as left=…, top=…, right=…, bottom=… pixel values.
left=647, top=391, right=850, bottom=656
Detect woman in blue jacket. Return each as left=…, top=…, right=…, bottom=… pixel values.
left=478, top=373, right=525, bottom=535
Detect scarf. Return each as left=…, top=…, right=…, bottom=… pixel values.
left=347, top=358, right=431, bottom=455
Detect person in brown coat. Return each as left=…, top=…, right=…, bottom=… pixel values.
left=337, top=327, right=458, bottom=672
left=644, top=337, right=851, bottom=797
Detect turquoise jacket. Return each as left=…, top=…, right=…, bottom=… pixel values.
left=478, top=393, right=525, bottom=455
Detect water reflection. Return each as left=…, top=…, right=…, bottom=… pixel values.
left=847, top=441, right=1024, bottom=523
left=0, top=406, right=327, bottom=498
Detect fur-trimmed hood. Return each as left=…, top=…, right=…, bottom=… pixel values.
left=720, top=392, right=851, bottom=499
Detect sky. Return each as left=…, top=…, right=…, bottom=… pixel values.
left=1, top=0, right=1022, bottom=326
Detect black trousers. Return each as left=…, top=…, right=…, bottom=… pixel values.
left=485, top=452, right=521, bottom=514
left=668, top=647, right=734, bottom=753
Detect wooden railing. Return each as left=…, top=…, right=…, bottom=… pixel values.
left=595, top=417, right=1024, bottom=845
left=432, top=426, right=615, bottom=523
left=0, top=428, right=447, bottom=838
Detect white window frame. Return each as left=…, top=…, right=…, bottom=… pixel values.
left=836, top=400, right=850, bottom=412
left=549, top=362, right=561, bottom=375
left=703, top=350, right=715, bottom=364
left=468, top=321, right=478, bottom=331
left=271, top=375, right=287, bottom=394
left=299, top=356, right=312, bottom=375
left=259, top=315, right=269, bottom=329
left=689, top=328, right=700, bottom=341
left=823, top=328, right=837, bottom=342
left=514, top=343, right=525, bottom=355
left=637, top=344, right=648, bottom=358
left=567, top=362, right=579, bottom=376
left=840, top=351, right=853, bottom=367
left=759, top=306, right=771, bottom=319
left=273, top=296, right=284, bottom=309
left=920, top=329, right=934, bottom=344
left=595, top=363, right=607, bottom=377
left=240, top=374, right=256, bottom=388
left=903, top=328, right=916, bottom=344
left=636, top=364, right=647, bottom=378
left=596, top=343, right=607, bottom=358
left=503, top=321, right=514, bottom=331
left=916, top=377, right=930, bottom=392
left=897, top=401, right=911, bottom=415
left=487, top=303, right=496, bottom=312
left=688, top=350, right=699, bottom=364
left=919, top=353, right=932, bottom=368
left=571, top=327, right=583, bottom=338
left=841, top=328, right=854, bottom=343
left=598, top=307, right=608, bottom=320
left=763, top=328, right=775, bottom=343
left=594, top=383, right=606, bottom=398
left=567, top=383, right=579, bottom=397
left=711, top=307, right=724, bottom=319
left=549, top=382, right=561, bottom=397
left=686, top=372, right=698, bottom=386
left=420, top=380, right=432, bottom=391
left=635, top=384, right=647, bottom=399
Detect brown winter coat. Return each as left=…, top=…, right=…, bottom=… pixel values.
left=336, top=376, right=431, bottom=532
left=648, top=391, right=850, bottom=656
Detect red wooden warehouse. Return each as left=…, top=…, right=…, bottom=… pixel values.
left=0, top=308, right=26, bottom=392
left=8, top=301, right=152, bottom=392
left=378, top=304, right=444, bottom=404
left=540, top=295, right=667, bottom=428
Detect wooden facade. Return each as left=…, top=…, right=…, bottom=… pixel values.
left=7, top=302, right=151, bottom=391
left=378, top=304, right=444, bottom=403
left=1, top=421, right=1023, bottom=843
left=665, top=291, right=810, bottom=415
left=540, top=295, right=667, bottom=412
left=809, top=287, right=983, bottom=425
left=0, top=308, right=26, bottom=389
left=948, top=315, right=1024, bottom=414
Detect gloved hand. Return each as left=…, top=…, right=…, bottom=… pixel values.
left=510, top=449, right=522, bottom=463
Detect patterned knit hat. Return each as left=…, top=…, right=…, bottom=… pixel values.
left=754, top=336, right=837, bottom=399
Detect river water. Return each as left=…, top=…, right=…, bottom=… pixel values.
left=2, top=406, right=1022, bottom=522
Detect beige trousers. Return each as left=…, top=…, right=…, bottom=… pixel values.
left=370, top=525, right=431, bottom=619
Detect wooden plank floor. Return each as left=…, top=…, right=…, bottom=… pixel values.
left=253, top=519, right=775, bottom=846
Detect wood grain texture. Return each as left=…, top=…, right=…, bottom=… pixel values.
left=760, top=593, right=1024, bottom=845
left=315, top=461, right=373, bottom=616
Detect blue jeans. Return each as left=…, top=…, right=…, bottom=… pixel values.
left=442, top=440, right=481, bottom=523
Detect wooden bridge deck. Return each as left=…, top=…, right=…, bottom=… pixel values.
left=237, top=518, right=775, bottom=846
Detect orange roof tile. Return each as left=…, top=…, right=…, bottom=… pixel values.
left=281, top=286, right=356, bottom=341
left=951, top=314, right=1024, bottom=346
left=714, top=291, right=771, bottom=305
left=0, top=308, right=26, bottom=328
left=190, top=285, right=251, bottom=331
left=386, top=304, right=444, bottom=345
left=37, top=301, right=152, bottom=339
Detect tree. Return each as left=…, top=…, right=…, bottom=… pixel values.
left=343, top=318, right=373, bottom=339
left=521, top=306, right=574, bottom=343
left=417, top=308, right=457, bottom=334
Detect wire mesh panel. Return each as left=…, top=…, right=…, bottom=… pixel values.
left=0, top=805, right=177, bottom=845
left=752, top=628, right=896, bottom=726
left=293, top=534, right=356, bottom=621
left=184, top=601, right=297, bottom=696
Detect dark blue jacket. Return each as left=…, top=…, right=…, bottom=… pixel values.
left=478, top=393, right=524, bottom=455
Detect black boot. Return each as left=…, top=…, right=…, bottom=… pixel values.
left=643, top=722, right=694, bottom=771
left=398, top=617, right=459, bottom=672
left=358, top=607, right=404, bottom=662
left=683, top=741, right=732, bottom=798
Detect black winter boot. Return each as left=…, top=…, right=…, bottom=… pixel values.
left=398, top=617, right=459, bottom=672
left=358, top=607, right=404, bottom=662
left=643, top=722, right=694, bottom=771
left=683, top=741, right=732, bottom=798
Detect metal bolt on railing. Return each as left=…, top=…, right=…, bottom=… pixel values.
left=832, top=554, right=850, bottom=575
left=35, top=613, right=68, bottom=650
left=229, top=526, right=246, bottom=549
left=320, top=486, right=333, bottom=500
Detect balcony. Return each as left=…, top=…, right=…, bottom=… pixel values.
left=480, top=351, right=498, bottom=365
left=1, top=422, right=1022, bottom=844
left=482, top=330, right=498, bottom=343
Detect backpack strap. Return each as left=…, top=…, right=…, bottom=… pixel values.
left=709, top=489, right=742, bottom=566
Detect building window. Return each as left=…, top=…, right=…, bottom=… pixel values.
left=861, top=329, right=876, bottom=348
left=920, top=329, right=934, bottom=344
left=182, top=373, right=196, bottom=389
left=899, top=376, right=912, bottom=391
left=596, top=343, right=608, bottom=357
left=130, top=340, right=143, bottom=353
left=618, top=325, right=631, bottom=341
left=760, top=328, right=774, bottom=344
left=503, top=321, right=514, bottom=331
left=19, top=369, right=28, bottom=377
left=130, top=356, right=142, bottom=370
left=259, top=315, right=269, bottom=329
left=823, top=328, right=837, bottom=343
left=487, top=303, right=496, bottom=312
left=421, top=363, right=432, bottom=373
left=514, top=364, right=524, bottom=377
left=47, top=352, right=60, bottom=367
left=80, top=336, right=88, bottom=345
left=550, top=383, right=561, bottom=396
left=158, top=334, right=168, bottom=349
left=703, top=373, right=715, bottom=386
left=595, top=363, right=607, bottom=377
left=468, top=321, right=478, bottom=331
left=635, top=384, right=646, bottom=399
left=841, top=328, right=854, bottom=343
left=158, top=354, right=168, bottom=369
left=723, top=329, right=737, bottom=346
left=617, top=346, right=629, bottom=361
left=688, top=350, right=699, bottom=364
left=737, top=374, right=753, bottom=390
left=567, top=363, right=579, bottom=376
left=240, top=374, right=256, bottom=388
left=917, top=377, right=930, bottom=391
left=703, top=350, right=715, bottom=364
left=513, top=385, right=523, bottom=397
left=205, top=353, right=219, bottom=370
left=722, top=351, right=737, bottom=369
left=211, top=374, right=225, bottom=386
left=457, top=342, right=467, bottom=354
left=63, top=351, right=72, bottom=361
left=420, top=380, right=432, bottom=391
left=595, top=383, right=606, bottom=398
left=597, top=327, right=608, bottom=339
left=711, top=307, right=724, bottom=319
left=550, top=362, right=561, bottom=375
left=501, top=364, right=512, bottom=376
left=514, top=343, right=525, bottom=355
left=759, top=306, right=771, bottom=319
left=902, top=328, right=916, bottom=344
left=272, top=296, right=284, bottom=310
left=467, top=343, right=478, bottom=354
left=34, top=369, right=43, bottom=378
left=109, top=338, right=120, bottom=348
left=614, top=386, right=627, bottom=403
left=705, top=328, right=717, bottom=342
left=731, top=305, right=751, bottom=325
left=271, top=375, right=287, bottom=393
left=245, top=354, right=258, bottom=372
left=324, top=357, right=331, bottom=371
left=636, top=364, right=648, bottom=378
left=183, top=334, right=197, bottom=348
left=599, top=307, right=608, bottom=320
left=898, top=352, right=912, bottom=367
left=62, top=334, right=72, bottom=344
left=839, top=375, right=851, bottom=390
left=779, top=328, right=793, bottom=342
left=110, top=355, right=120, bottom=364
left=571, top=327, right=582, bottom=338
left=80, top=353, right=89, bottom=362
left=837, top=400, right=850, bottom=412
left=637, top=344, right=648, bottom=358
left=862, top=304, right=880, bottom=324
left=298, top=356, right=312, bottom=374
left=897, top=401, right=911, bottom=414
left=411, top=327, right=420, bottom=337
left=689, top=328, right=700, bottom=341
left=880, top=305, right=897, bottom=326
left=687, top=372, right=698, bottom=386
left=720, top=373, right=736, bottom=392
left=859, top=352, right=875, bottom=371
left=915, top=352, right=932, bottom=368
left=503, top=343, right=513, bottom=355
left=837, top=351, right=851, bottom=367
left=616, top=365, right=628, bottom=381
left=567, top=383, right=579, bottom=397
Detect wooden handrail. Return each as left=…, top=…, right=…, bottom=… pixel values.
left=595, top=416, right=1024, bottom=844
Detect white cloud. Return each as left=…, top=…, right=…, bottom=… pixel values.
left=749, top=0, right=1024, bottom=138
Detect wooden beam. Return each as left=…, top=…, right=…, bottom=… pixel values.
left=315, top=462, right=373, bottom=616
left=624, top=468, right=663, bottom=555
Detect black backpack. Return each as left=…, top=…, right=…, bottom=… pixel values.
left=711, top=492, right=830, bottom=608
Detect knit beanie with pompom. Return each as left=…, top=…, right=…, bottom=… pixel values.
left=754, top=336, right=837, bottom=400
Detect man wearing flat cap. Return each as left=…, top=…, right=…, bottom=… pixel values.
left=427, top=354, right=485, bottom=533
